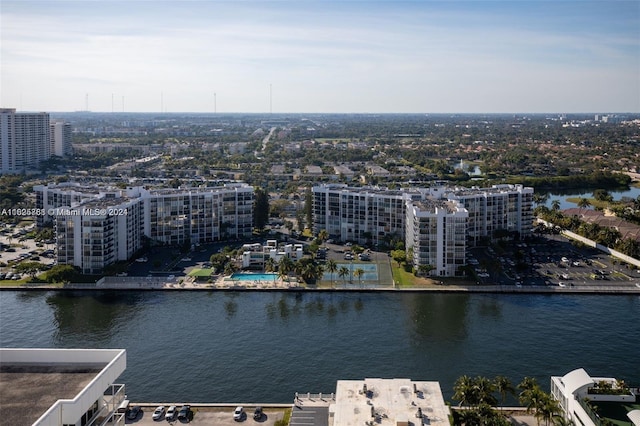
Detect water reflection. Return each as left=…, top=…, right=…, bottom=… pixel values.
left=407, top=294, right=470, bottom=341
left=477, top=296, right=503, bottom=319
left=16, top=291, right=46, bottom=302
left=224, top=300, right=237, bottom=318
left=46, top=291, right=142, bottom=343
left=264, top=293, right=365, bottom=321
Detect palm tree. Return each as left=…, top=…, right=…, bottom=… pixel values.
left=551, top=200, right=561, bottom=212
left=577, top=197, right=591, bottom=213
left=278, top=256, right=294, bottom=283
left=318, top=229, right=329, bottom=246
left=474, top=376, right=497, bottom=407
left=537, top=394, right=560, bottom=426
left=223, top=262, right=237, bottom=276
left=518, top=377, right=538, bottom=396
left=325, top=259, right=338, bottom=288
left=265, top=257, right=277, bottom=285
left=522, top=387, right=546, bottom=426
left=302, top=262, right=324, bottom=285
left=457, top=408, right=480, bottom=426
left=354, top=267, right=365, bottom=287
left=553, top=415, right=575, bottom=426
left=533, top=193, right=549, bottom=206
left=338, top=266, right=349, bottom=287
left=494, top=376, right=515, bottom=410
left=453, top=375, right=476, bottom=407
left=265, top=257, right=275, bottom=273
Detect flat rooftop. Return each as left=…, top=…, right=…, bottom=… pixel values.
left=0, top=364, right=103, bottom=426
left=333, top=378, right=450, bottom=426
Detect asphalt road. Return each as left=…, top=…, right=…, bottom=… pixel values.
left=290, top=405, right=329, bottom=426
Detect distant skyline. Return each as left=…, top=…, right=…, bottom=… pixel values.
left=1, top=0, right=638, bottom=113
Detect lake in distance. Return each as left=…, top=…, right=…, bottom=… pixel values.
left=1, top=290, right=638, bottom=404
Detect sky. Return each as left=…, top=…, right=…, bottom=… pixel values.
left=1, top=0, right=639, bottom=113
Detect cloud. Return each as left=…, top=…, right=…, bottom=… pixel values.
left=1, top=1, right=638, bottom=112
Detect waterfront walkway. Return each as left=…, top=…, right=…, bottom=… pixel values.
left=5, top=279, right=640, bottom=294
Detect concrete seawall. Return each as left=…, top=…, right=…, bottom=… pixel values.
left=2, top=283, right=640, bottom=294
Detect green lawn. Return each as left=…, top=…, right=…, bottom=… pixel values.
left=391, top=263, right=442, bottom=288
left=565, top=197, right=611, bottom=210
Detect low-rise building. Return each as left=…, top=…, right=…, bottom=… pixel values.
left=330, top=378, right=450, bottom=426
left=0, top=348, right=127, bottom=426
left=241, top=240, right=304, bottom=269
left=551, top=368, right=640, bottom=426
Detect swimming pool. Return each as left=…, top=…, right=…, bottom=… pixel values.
left=230, top=273, right=279, bottom=282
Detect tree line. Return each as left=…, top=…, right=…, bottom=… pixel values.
left=452, top=375, right=567, bottom=426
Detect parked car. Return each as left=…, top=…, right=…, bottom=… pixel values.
left=127, top=406, right=141, bottom=420
left=233, top=406, right=244, bottom=421
left=152, top=405, right=165, bottom=420
left=165, top=405, right=177, bottom=421
left=178, top=405, right=190, bottom=420
left=253, top=407, right=263, bottom=420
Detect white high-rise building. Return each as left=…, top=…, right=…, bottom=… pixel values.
left=50, top=120, right=73, bottom=157
left=406, top=199, right=468, bottom=277
left=312, top=183, right=533, bottom=277
left=0, top=108, right=51, bottom=173
left=312, top=183, right=424, bottom=246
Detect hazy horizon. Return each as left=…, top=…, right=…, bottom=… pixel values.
left=2, top=0, right=639, bottom=114
left=21, top=110, right=640, bottom=116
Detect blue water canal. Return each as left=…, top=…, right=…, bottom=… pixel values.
left=0, top=291, right=638, bottom=404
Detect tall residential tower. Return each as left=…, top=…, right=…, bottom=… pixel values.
left=50, top=119, right=73, bottom=157
left=0, top=108, right=51, bottom=173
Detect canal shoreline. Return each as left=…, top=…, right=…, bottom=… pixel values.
left=1, top=283, right=639, bottom=294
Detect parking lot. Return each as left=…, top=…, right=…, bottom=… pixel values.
left=0, top=224, right=57, bottom=281
left=469, top=233, right=640, bottom=289
left=123, top=405, right=287, bottom=426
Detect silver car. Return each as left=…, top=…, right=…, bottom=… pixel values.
left=152, top=405, right=165, bottom=420
left=165, top=405, right=177, bottom=421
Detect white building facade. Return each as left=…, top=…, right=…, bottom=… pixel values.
left=312, top=184, right=423, bottom=246
left=50, top=120, right=73, bottom=157
left=439, top=184, right=534, bottom=245
left=0, top=348, right=127, bottom=426
left=35, top=182, right=255, bottom=274
left=406, top=199, right=468, bottom=277
left=312, top=183, right=533, bottom=277
left=1, top=108, right=51, bottom=173
left=551, top=368, right=639, bottom=426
